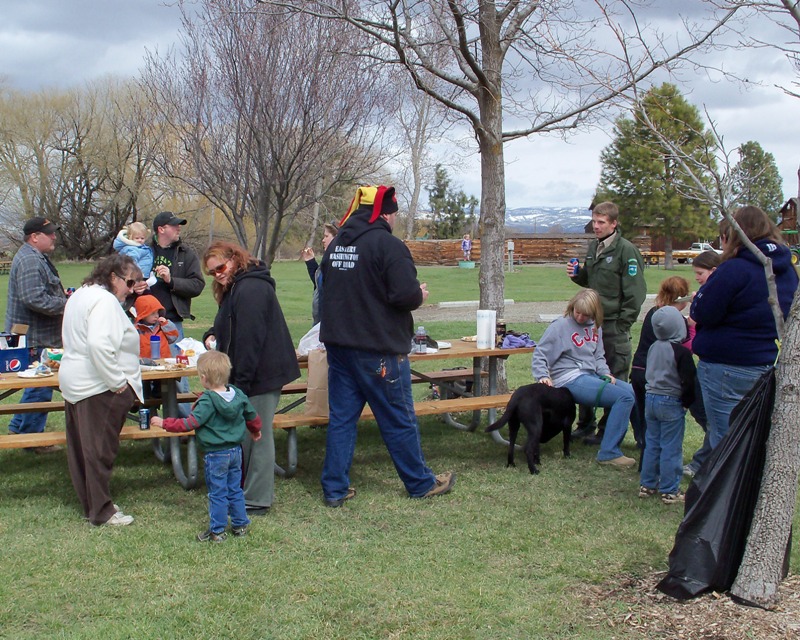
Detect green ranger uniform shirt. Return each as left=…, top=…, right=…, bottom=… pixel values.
left=571, top=232, right=646, bottom=333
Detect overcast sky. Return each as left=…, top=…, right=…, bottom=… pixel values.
left=2, top=0, right=799, bottom=210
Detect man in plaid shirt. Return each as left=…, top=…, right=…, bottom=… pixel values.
left=5, top=218, right=68, bottom=448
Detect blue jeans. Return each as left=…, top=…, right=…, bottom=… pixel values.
left=697, top=360, right=769, bottom=450
left=687, top=376, right=711, bottom=472
left=564, top=374, right=635, bottom=461
left=9, top=385, right=53, bottom=434
left=204, top=446, right=250, bottom=533
left=641, top=394, right=686, bottom=495
left=322, top=345, right=436, bottom=500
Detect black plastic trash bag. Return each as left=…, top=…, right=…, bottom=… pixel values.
left=657, top=367, right=778, bottom=599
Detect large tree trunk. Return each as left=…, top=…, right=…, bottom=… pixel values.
left=730, top=290, right=800, bottom=608
left=477, top=131, right=505, bottom=316
left=475, top=2, right=506, bottom=391
left=476, top=2, right=505, bottom=318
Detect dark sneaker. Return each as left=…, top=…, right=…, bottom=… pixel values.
left=638, top=485, right=657, bottom=499
left=661, top=491, right=685, bottom=505
left=419, top=471, right=456, bottom=498
left=570, top=423, right=597, bottom=441
left=583, top=429, right=605, bottom=446
left=324, top=486, right=356, bottom=508
left=28, top=445, right=63, bottom=454
left=231, top=525, right=248, bottom=537
left=197, top=528, right=227, bottom=542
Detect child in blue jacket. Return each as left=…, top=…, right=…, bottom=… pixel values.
left=113, top=221, right=154, bottom=283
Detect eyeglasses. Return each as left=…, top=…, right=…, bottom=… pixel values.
left=114, top=273, right=138, bottom=289
left=207, top=262, right=229, bottom=277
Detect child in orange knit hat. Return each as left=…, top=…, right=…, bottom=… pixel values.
left=133, top=294, right=179, bottom=360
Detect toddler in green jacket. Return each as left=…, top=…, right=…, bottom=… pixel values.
left=151, top=351, right=262, bottom=542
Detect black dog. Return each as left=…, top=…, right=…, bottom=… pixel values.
left=486, top=384, right=576, bottom=474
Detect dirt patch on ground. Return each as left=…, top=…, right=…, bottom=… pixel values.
left=586, top=572, right=800, bottom=638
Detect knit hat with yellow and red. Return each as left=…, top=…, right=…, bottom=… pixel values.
left=339, top=186, right=398, bottom=226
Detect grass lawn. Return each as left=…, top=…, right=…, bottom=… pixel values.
left=0, top=260, right=795, bottom=639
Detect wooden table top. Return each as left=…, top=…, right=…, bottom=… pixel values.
left=0, top=340, right=534, bottom=390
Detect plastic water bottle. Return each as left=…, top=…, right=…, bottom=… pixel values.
left=569, top=258, right=580, bottom=277
left=414, top=326, right=427, bottom=354
left=150, top=335, right=161, bottom=360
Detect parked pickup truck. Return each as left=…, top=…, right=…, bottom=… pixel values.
left=672, top=242, right=722, bottom=264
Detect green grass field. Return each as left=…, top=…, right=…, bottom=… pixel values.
left=0, top=260, right=794, bottom=639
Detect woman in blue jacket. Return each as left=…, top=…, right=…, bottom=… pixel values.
left=690, top=206, right=798, bottom=449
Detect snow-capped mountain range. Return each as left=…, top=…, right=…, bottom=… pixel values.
left=504, top=207, right=591, bottom=233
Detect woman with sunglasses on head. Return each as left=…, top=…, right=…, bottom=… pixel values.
left=300, top=222, right=338, bottom=326
left=60, top=254, right=144, bottom=526
left=202, top=241, right=300, bottom=516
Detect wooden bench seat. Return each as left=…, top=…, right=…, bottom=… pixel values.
left=0, top=369, right=483, bottom=415
left=0, top=424, right=185, bottom=450
left=279, top=369, right=485, bottom=396
left=0, top=370, right=496, bottom=453
left=2, top=393, right=203, bottom=415
left=272, top=393, right=512, bottom=430
left=0, top=394, right=511, bottom=450
left=270, top=393, right=512, bottom=478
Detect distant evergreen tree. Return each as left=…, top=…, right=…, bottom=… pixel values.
left=595, top=83, right=718, bottom=251
left=731, top=141, right=784, bottom=220
left=427, top=165, right=478, bottom=238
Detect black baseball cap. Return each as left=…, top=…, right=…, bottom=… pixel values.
left=152, top=211, right=187, bottom=232
left=23, top=217, right=59, bottom=235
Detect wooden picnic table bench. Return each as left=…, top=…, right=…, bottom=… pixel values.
left=0, top=341, right=534, bottom=481
left=271, top=341, right=534, bottom=477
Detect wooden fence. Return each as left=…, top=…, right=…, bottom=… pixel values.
left=405, top=234, right=652, bottom=266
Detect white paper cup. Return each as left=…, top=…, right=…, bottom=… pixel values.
left=476, top=309, right=496, bottom=349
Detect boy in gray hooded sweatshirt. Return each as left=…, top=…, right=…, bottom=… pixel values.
left=639, top=305, right=696, bottom=504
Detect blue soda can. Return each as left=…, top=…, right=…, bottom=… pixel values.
left=138, top=408, right=151, bottom=430
left=569, top=258, right=580, bottom=277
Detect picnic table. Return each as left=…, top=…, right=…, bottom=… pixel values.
left=0, top=340, right=536, bottom=483
left=274, top=340, right=535, bottom=477
left=0, top=365, right=201, bottom=488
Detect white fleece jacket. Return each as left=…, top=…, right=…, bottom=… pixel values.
left=60, top=284, right=144, bottom=403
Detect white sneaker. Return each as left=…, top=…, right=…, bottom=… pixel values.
left=103, top=511, right=134, bottom=526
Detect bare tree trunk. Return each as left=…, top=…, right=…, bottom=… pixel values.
left=477, top=135, right=505, bottom=315
left=730, top=291, right=800, bottom=608
left=664, top=237, right=674, bottom=270
left=306, top=178, right=323, bottom=247
left=406, top=170, right=423, bottom=241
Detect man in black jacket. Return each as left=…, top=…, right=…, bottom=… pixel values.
left=149, top=211, right=206, bottom=412
left=319, top=186, right=455, bottom=507
left=149, top=211, right=206, bottom=335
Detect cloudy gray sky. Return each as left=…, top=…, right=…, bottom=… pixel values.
left=2, top=0, right=799, bottom=209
